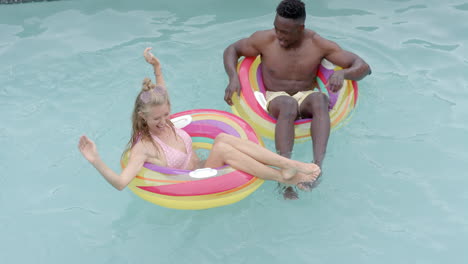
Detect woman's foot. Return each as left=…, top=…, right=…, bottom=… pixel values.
left=282, top=163, right=321, bottom=191
left=280, top=167, right=297, bottom=180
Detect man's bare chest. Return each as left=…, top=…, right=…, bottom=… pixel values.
left=261, top=46, right=323, bottom=80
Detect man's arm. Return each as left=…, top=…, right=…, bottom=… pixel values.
left=326, top=48, right=371, bottom=81
left=317, top=37, right=371, bottom=92
left=223, top=32, right=264, bottom=105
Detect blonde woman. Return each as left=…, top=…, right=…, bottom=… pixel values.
left=78, top=48, right=320, bottom=192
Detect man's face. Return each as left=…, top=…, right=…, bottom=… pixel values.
left=273, top=15, right=304, bottom=48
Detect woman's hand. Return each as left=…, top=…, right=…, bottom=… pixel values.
left=143, top=47, right=161, bottom=67
left=78, top=135, right=99, bottom=164
left=144, top=47, right=165, bottom=86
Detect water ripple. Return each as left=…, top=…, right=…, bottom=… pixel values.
left=25, top=206, right=100, bottom=215
left=432, top=93, right=457, bottom=106
left=48, top=185, right=65, bottom=196
left=402, top=39, right=459, bottom=51
left=313, top=7, right=374, bottom=17
left=16, top=18, right=47, bottom=38
left=355, top=26, right=379, bottom=32
left=183, top=15, right=216, bottom=25
left=453, top=3, right=468, bottom=11
left=15, top=98, right=47, bottom=118
left=395, top=4, right=427, bottom=13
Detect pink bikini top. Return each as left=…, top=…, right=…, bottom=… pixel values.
left=151, top=128, right=193, bottom=170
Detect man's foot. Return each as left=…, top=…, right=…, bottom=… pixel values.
left=283, top=186, right=299, bottom=200
left=308, top=160, right=323, bottom=189
left=277, top=183, right=299, bottom=200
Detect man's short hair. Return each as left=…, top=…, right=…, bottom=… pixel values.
left=276, top=0, right=306, bottom=23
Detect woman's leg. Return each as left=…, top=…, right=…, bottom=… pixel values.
left=205, top=140, right=285, bottom=182
left=210, top=133, right=319, bottom=173
left=204, top=134, right=320, bottom=189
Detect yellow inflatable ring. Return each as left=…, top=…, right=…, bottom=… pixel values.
left=232, top=56, right=359, bottom=142
left=121, top=109, right=265, bottom=210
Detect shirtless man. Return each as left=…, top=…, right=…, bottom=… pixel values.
left=223, top=0, right=371, bottom=199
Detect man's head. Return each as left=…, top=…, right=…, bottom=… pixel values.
left=274, top=0, right=306, bottom=48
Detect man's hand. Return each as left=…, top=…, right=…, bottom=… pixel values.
left=326, top=70, right=345, bottom=92
left=143, top=47, right=160, bottom=67
left=224, top=78, right=241, bottom=105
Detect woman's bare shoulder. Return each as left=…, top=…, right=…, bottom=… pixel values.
left=131, top=138, right=157, bottom=156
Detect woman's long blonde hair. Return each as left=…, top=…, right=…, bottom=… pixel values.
left=124, top=78, right=175, bottom=156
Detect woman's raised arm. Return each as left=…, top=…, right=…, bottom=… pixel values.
left=143, top=47, right=166, bottom=88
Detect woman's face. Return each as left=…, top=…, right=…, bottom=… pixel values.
left=142, top=103, right=170, bottom=133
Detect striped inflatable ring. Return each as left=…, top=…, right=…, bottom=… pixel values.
left=231, top=56, right=359, bottom=142
left=121, top=109, right=265, bottom=210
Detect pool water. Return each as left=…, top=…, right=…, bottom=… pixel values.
left=1, top=0, right=467, bottom=263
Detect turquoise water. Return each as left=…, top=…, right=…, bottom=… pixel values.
left=1, top=0, right=468, bottom=263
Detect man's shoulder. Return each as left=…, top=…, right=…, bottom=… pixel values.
left=243, top=29, right=275, bottom=51
left=304, top=29, right=337, bottom=50
left=304, top=29, right=323, bottom=42
left=250, top=29, right=276, bottom=42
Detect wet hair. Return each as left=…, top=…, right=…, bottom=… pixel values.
left=276, top=0, right=306, bottom=23
left=124, top=78, right=174, bottom=157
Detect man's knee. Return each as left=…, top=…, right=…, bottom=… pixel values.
left=270, top=97, right=299, bottom=119
left=303, top=93, right=329, bottom=112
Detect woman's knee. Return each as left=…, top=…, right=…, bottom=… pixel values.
left=211, top=139, right=230, bottom=157
left=214, top=133, right=231, bottom=144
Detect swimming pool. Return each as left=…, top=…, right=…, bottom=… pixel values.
left=1, top=0, right=467, bottom=263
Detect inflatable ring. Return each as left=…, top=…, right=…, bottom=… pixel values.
left=121, top=109, right=265, bottom=210
left=231, top=56, right=359, bottom=142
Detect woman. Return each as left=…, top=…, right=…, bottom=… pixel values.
left=78, top=48, right=320, bottom=192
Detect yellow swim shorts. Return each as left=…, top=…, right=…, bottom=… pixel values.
left=265, top=90, right=323, bottom=110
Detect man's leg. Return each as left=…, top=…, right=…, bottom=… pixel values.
left=268, top=96, right=300, bottom=199
left=299, top=92, right=330, bottom=168
left=268, top=96, right=299, bottom=157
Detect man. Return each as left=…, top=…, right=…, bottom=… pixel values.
left=223, top=0, right=371, bottom=199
